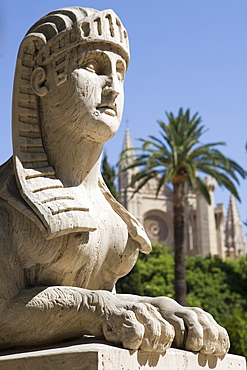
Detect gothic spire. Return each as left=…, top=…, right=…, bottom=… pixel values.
left=119, top=128, right=136, bottom=170
left=225, top=195, right=246, bottom=257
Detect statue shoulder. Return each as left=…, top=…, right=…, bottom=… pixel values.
left=98, top=174, right=152, bottom=254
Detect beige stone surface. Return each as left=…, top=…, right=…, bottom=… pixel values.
left=0, top=5, right=230, bottom=357
left=0, top=341, right=245, bottom=370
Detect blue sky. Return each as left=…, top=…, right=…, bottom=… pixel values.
left=1, top=1, right=247, bottom=233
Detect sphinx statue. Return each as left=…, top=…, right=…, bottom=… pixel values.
left=0, top=6, right=229, bottom=355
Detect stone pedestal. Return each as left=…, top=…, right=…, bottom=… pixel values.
left=0, top=339, right=246, bottom=370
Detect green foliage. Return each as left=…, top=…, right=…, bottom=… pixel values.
left=186, top=254, right=247, bottom=357
left=117, top=246, right=247, bottom=357
left=101, top=153, right=118, bottom=200
left=117, top=243, right=175, bottom=297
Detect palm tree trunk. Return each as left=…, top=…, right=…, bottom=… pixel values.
left=173, top=181, right=187, bottom=305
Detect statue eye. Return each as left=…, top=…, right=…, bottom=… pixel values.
left=83, top=61, right=99, bottom=74
left=116, top=60, right=126, bottom=82
left=116, top=71, right=124, bottom=81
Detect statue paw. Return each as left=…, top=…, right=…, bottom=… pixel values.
left=102, top=302, right=174, bottom=352
left=184, top=307, right=230, bottom=356
left=151, top=297, right=230, bottom=356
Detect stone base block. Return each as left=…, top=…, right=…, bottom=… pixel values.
left=0, top=339, right=246, bottom=370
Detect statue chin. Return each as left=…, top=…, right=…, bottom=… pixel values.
left=84, top=111, right=122, bottom=144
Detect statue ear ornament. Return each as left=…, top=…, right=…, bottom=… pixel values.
left=31, top=67, right=48, bottom=97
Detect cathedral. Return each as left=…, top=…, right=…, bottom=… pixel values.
left=118, top=129, right=246, bottom=258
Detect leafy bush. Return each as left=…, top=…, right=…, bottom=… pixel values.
left=117, top=243, right=174, bottom=297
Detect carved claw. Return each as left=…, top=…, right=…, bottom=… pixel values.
left=102, top=301, right=174, bottom=352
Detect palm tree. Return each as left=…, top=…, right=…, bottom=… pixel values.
left=122, top=108, right=246, bottom=305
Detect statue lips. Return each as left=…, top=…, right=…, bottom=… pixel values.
left=97, top=103, right=117, bottom=117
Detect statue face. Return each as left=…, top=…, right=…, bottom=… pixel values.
left=44, top=44, right=126, bottom=144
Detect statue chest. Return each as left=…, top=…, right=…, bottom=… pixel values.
left=16, top=197, right=139, bottom=290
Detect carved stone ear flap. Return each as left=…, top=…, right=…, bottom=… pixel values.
left=31, top=67, right=48, bottom=97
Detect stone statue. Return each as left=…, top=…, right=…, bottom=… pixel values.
left=0, top=7, right=229, bottom=355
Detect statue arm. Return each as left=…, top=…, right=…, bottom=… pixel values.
left=1, top=286, right=107, bottom=348
left=1, top=286, right=174, bottom=351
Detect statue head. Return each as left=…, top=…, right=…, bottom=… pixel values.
left=11, top=7, right=132, bottom=239
left=13, top=7, right=130, bottom=151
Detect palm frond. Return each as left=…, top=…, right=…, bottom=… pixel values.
left=155, top=172, right=168, bottom=197
left=119, top=107, right=245, bottom=202
left=196, top=177, right=211, bottom=204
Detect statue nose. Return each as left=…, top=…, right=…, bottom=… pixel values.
left=102, top=85, right=119, bottom=98
left=103, top=74, right=120, bottom=99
